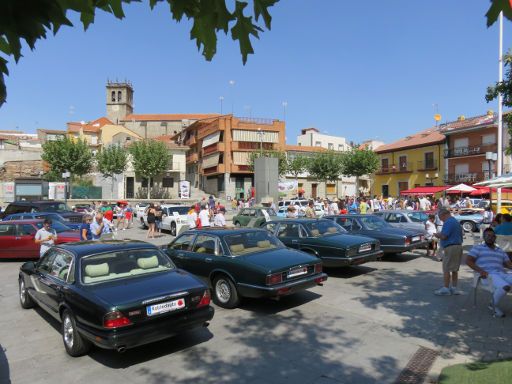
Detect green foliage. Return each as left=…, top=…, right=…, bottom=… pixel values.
left=341, top=148, right=379, bottom=177
left=248, top=150, right=287, bottom=176
left=306, top=151, right=344, bottom=183
left=96, top=144, right=128, bottom=179
left=41, top=136, right=93, bottom=180
left=0, top=0, right=279, bottom=105
left=486, top=52, right=512, bottom=154
left=129, top=140, right=171, bottom=198
left=287, top=155, right=310, bottom=178
left=485, top=0, right=512, bottom=27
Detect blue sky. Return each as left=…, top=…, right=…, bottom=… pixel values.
left=0, top=1, right=509, bottom=144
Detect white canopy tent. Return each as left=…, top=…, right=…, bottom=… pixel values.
left=446, top=183, right=477, bottom=193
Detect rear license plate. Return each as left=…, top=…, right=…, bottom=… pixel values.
left=412, top=236, right=420, bottom=242
left=287, top=267, right=308, bottom=278
left=359, top=243, right=371, bottom=253
left=146, top=298, right=185, bottom=316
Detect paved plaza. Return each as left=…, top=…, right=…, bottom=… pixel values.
left=1, top=227, right=511, bottom=384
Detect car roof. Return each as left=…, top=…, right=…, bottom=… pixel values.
left=183, top=228, right=267, bottom=236
left=8, top=200, right=64, bottom=205
left=375, top=210, right=416, bottom=213
left=57, top=240, right=156, bottom=257
left=0, top=219, right=43, bottom=224
left=268, top=218, right=331, bottom=223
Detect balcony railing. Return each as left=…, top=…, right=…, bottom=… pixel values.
left=376, top=163, right=413, bottom=174
left=186, top=152, right=199, bottom=163
left=444, top=144, right=496, bottom=158
left=444, top=171, right=493, bottom=185
left=231, top=141, right=276, bottom=151
left=417, top=160, right=438, bottom=171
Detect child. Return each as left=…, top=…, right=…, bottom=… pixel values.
left=425, top=213, right=438, bottom=257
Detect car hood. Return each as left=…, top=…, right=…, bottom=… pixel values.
left=306, top=233, right=377, bottom=248
left=82, top=269, right=205, bottom=307
left=240, top=248, right=317, bottom=272
left=56, top=231, right=81, bottom=241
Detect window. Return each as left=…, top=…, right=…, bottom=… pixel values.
left=398, top=181, right=408, bottom=192
left=263, top=222, right=278, bottom=233
left=381, top=158, right=389, bottom=170
left=111, top=91, right=116, bottom=102
left=37, top=250, right=58, bottom=274
left=407, top=212, right=428, bottom=223
left=192, top=235, right=217, bottom=255
left=386, top=213, right=407, bottom=223
left=398, top=156, right=407, bottom=171
left=328, top=143, right=334, bottom=150
left=169, top=234, right=195, bottom=251
left=277, top=223, right=303, bottom=238
left=49, top=251, right=73, bottom=281
left=336, top=217, right=354, bottom=231
left=315, top=141, right=321, bottom=147
left=0, top=224, right=16, bottom=236
left=19, top=224, right=37, bottom=236
left=338, top=144, right=344, bottom=151
left=482, top=134, right=496, bottom=145
left=424, top=152, right=434, bottom=169
left=326, top=184, right=336, bottom=194
left=162, top=177, right=174, bottom=188
left=381, top=185, right=389, bottom=198
left=141, top=177, right=154, bottom=188
left=117, top=91, right=122, bottom=102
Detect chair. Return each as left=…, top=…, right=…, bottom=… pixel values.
left=473, top=272, right=495, bottom=313
left=495, top=235, right=512, bottom=252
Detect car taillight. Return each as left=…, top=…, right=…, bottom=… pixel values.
left=103, top=311, right=132, bottom=329
left=196, top=290, right=211, bottom=308
left=314, top=263, right=322, bottom=274
left=266, top=272, right=283, bottom=285
left=405, top=237, right=411, bottom=246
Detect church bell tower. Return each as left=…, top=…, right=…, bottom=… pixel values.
left=106, top=80, right=134, bottom=124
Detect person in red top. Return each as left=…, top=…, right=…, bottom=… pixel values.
left=103, top=206, right=114, bottom=223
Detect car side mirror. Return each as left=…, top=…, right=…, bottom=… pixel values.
left=21, top=261, right=36, bottom=273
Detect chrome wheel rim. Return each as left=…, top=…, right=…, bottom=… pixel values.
left=63, top=316, right=74, bottom=348
left=19, top=280, right=25, bottom=303
left=215, top=280, right=231, bottom=303
left=462, top=222, right=473, bottom=232
left=171, top=224, right=176, bottom=236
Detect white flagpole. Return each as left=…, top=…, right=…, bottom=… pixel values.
left=497, top=11, right=504, bottom=212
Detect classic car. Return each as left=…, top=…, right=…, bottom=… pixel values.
left=324, top=214, right=427, bottom=254
left=0, top=220, right=81, bottom=259
left=452, top=209, right=483, bottom=232
left=166, top=228, right=327, bottom=309
left=263, top=218, right=383, bottom=267
left=3, top=212, right=81, bottom=230
left=72, top=204, right=93, bottom=214
left=232, top=207, right=279, bottom=227
left=18, top=241, right=214, bottom=356
left=141, top=205, right=190, bottom=236
left=373, top=210, right=429, bottom=233
left=0, top=200, right=83, bottom=223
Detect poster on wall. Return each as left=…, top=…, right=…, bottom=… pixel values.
left=179, top=180, right=191, bottom=199
left=278, top=180, right=298, bottom=198
left=2, top=182, right=15, bottom=202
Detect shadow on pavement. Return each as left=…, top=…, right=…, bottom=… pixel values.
left=238, top=290, right=322, bottom=315
left=324, top=265, right=377, bottom=278
left=0, top=343, right=10, bottom=384
left=381, top=252, right=423, bottom=263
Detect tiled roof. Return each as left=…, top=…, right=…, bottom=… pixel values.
left=286, top=145, right=326, bottom=152
left=67, top=117, right=113, bottom=133
left=300, top=127, right=320, bottom=135
left=439, top=114, right=496, bottom=133
left=154, top=135, right=189, bottom=149
left=121, top=114, right=219, bottom=122
left=375, top=127, right=445, bottom=153
left=37, top=129, right=67, bottom=134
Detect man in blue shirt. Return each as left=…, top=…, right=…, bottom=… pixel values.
left=467, top=227, right=512, bottom=317
left=434, top=208, right=463, bottom=296
left=494, top=214, right=512, bottom=235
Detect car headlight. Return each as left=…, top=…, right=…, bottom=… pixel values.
left=346, top=247, right=357, bottom=257
left=374, top=243, right=380, bottom=251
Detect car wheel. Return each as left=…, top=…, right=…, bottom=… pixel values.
left=462, top=221, right=476, bottom=232
left=171, top=222, right=177, bottom=236
left=213, top=275, right=240, bottom=309
left=61, top=310, right=91, bottom=357
left=234, top=222, right=241, bottom=227
left=19, top=278, right=35, bottom=309
left=140, top=218, right=147, bottom=229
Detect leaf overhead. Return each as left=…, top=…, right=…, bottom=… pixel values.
left=486, top=0, right=512, bottom=27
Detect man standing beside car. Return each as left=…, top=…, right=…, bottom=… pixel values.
left=34, top=219, right=57, bottom=257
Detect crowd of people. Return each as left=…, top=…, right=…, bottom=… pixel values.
left=186, top=196, right=227, bottom=229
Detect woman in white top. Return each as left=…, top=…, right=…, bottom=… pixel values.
left=187, top=206, right=198, bottom=229
left=199, top=206, right=211, bottom=227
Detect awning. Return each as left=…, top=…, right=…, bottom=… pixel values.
left=400, top=186, right=448, bottom=195
left=469, top=186, right=512, bottom=196
left=446, top=183, right=477, bottom=193
left=202, top=132, right=220, bottom=148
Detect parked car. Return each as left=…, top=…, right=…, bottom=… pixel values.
left=72, top=204, right=93, bottom=214
left=314, top=203, right=325, bottom=218
left=373, top=210, right=429, bottom=233
left=324, top=214, right=427, bottom=254
left=18, top=241, right=214, bottom=356
left=0, top=220, right=80, bottom=259
left=232, top=207, right=279, bottom=227
left=141, top=205, right=190, bottom=236
left=0, top=201, right=83, bottom=223
left=278, top=199, right=309, bottom=213
left=165, top=228, right=328, bottom=308
left=263, top=218, right=383, bottom=267
left=135, top=203, right=149, bottom=218
left=3, top=212, right=81, bottom=230
left=452, top=209, right=483, bottom=232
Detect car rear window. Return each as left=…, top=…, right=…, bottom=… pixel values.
left=167, top=206, right=189, bottom=215
left=39, top=202, right=70, bottom=212
left=81, top=249, right=175, bottom=284
left=224, top=231, right=283, bottom=256
left=305, top=221, right=344, bottom=237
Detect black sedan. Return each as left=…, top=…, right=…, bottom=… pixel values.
left=263, top=218, right=383, bottom=267
left=18, top=241, right=214, bottom=356
left=165, top=228, right=328, bottom=309
left=324, top=215, right=428, bottom=254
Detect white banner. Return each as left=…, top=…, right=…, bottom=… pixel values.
left=179, top=180, right=190, bottom=199
left=278, top=180, right=298, bottom=194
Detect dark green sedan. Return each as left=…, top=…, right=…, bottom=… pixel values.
left=263, top=218, right=383, bottom=267
left=232, top=207, right=278, bottom=227
left=165, top=228, right=327, bottom=309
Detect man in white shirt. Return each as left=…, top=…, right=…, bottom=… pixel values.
left=187, top=205, right=198, bottom=229
left=34, top=219, right=57, bottom=257
left=199, top=205, right=211, bottom=227
left=213, top=208, right=226, bottom=227
left=419, top=197, right=427, bottom=211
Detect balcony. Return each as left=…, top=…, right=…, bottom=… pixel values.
left=186, top=152, right=199, bottom=163
left=417, top=160, right=438, bottom=171
left=444, top=144, right=496, bottom=158
left=443, top=171, right=493, bottom=185
left=184, top=136, right=197, bottom=146
left=202, top=142, right=224, bottom=155
left=202, top=164, right=225, bottom=175
left=376, top=163, right=413, bottom=175
left=231, top=141, right=276, bottom=151
left=231, top=164, right=251, bottom=173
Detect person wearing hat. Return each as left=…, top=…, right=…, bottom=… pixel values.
left=286, top=205, right=298, bottom=218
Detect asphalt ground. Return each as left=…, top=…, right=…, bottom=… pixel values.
left=1, top=226, right=511, bottom=384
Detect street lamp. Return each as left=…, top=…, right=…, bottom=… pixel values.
left=425, top=172, right=439, bottom=186
left=486, top=152, right=498, bottom=211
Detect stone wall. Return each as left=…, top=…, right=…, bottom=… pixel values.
left=0, top=160, right=45, bottom=181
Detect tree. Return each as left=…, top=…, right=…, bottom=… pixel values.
left=287, top=155, right=310, bottom=180
left=486, top=51, right=512, bottom=154
left=96, top=144, right=128, bottom=198
left=129, top=140, right=171, bottom=199
left=341, top=147, right=379, bottom=195
left=306, top=151, right=344, bottom=196
left=0, top=0, right=279, bottom=106
left=41, top=136, right=93, bottom=180
left=248, top=150, right=287, bottom=177
left=486, top=0, right=512, bottom=27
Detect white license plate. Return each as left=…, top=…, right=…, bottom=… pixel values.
left=412, top=236, right=420, bottom=242
left=359, top=244, right=372, bottom=253
left=146, top=298, right=185, bottom=316
left=287, top=267, right=308, bottom=278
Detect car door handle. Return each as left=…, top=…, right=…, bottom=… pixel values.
left=205, top=258, right=213, bottom=262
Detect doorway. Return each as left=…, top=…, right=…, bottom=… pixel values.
left=312, top=183, right=318, bottom=198
left=126, top=177, right=134, bottom=199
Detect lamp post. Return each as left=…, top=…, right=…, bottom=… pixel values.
left=486, top=152, right=498, bottom=211
left=62, top=171, right=71, bottom=205
left=425, top=172, right=439, bottom=186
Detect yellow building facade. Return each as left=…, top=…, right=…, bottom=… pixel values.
left=372, top=128, right=446, bottom=197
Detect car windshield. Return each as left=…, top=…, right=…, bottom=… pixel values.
left=38, top=202, right=70, bottom=212
left=359, top=216, right=390, bottom=230
left=167, top=206, right=190, bottom=215
left=224, top=231, right=284, bottom=256
left=407, top=212, right=429, bottom=222
left=261, top=208, right=277, bottom=216
left=81, top=249, right=175, bottom=284
left=35, top=221, right=73, bottom=233
left=306, top=221, right=344, bottom=237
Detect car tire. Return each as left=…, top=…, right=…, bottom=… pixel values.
left=213, top=275, right=240, bottom=309
left=171, top=222, right=177, bottom=236
left=19, top=278, right=35, bottom=309
left=61, top=310, right=91, bottom=357
left=462, top=221, right=476, bottom=232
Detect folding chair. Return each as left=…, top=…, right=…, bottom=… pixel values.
left=473, top=272, right=496, bottom=313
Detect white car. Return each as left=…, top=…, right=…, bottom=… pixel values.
left=314, top=203, right=325, bottom=218
left=278, top=199, right=308, bottom=213
left=135, top=203, right=149, bottom=218
left=141, top=204, right=190, bottom=236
